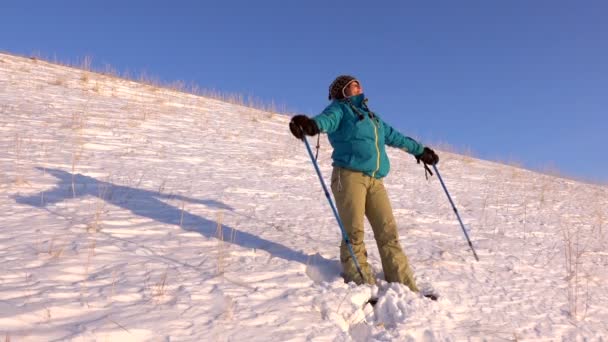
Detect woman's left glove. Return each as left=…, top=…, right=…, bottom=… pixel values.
left=415, top=147, right=439, bottom=165
left=289, top=115, right=320, bottom=139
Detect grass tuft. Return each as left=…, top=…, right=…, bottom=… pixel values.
left=7, top=51, right=287, bottom=115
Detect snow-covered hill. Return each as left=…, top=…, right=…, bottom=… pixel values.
left=1, top=53, right=607, bottom=341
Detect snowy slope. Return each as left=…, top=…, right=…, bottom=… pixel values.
left=1, top=53, right=607, bottom=341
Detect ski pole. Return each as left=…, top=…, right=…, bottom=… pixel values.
left=432, top=164, right=480, bottom=261
left=302, top=136, right=367, bottom=283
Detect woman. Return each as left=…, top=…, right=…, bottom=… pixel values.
left=289, top=75, right=438, bottom=294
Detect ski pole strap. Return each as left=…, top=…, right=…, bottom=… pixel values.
left=416, top=159, right=434, bottom=180
left=314, top=134, right=320, bottom=161
left=423, top=162, right=433, bottom=180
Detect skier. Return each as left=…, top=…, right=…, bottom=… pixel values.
left=289, top=75, right=439, bottom=295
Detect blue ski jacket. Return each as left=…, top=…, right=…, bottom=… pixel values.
left=312, top=94, right=424, bottom=179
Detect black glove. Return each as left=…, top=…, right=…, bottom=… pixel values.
left=289, top=115, right=320, bottom=139
left=415, top=147, right=439, bottom=165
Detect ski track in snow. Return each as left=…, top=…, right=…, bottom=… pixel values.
left=1, top=53, right=608, bottom=341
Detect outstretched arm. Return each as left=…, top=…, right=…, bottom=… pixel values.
left=14, top=168, right=94, bottom=207
left=312, top=103, right=343, bottom=134
left=382, top=119, right=425, bottom=156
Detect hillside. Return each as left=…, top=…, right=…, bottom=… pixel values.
left=1, top=53, right=607, bottom=341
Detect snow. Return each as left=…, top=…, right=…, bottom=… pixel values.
left=1, top=53, right=607, bottom=341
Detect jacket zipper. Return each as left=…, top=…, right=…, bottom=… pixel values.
left=371, top=119, right=380, bottom=178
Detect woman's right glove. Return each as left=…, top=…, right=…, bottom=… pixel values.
left=415, top=147, right=439, bottom=165
left=289, top=115, right=320, bottom=139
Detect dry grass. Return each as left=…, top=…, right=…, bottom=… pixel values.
left=215, top=211, right=236, bottom=276
left=47, top=237, right=65, bottom=260
left=80, top=72, right=90, bottom=83
left=561, top=219, right=589, bottom=322
left=216, top=211, right=226, bottom=275
left=141, top=265, right=172, bottom=304
left=179, top=199, right=186, bottom=228
left=50, top=77, right=66, bottom=86
left=151, top=268, right=169, bottom=299
left=88, top=181, right=110, bottom=234
left=110, top=270, right=118, bottom=302
left=557, top=190, right=605, bottom=324
left=70, top=109, right=86, bottom=198
left=428, top=140, right=476, bottom=159
left=80, top=235, right=96, bottom=307
left=220, top=295, right=235, bottom=321
left=5, top=51, right=286, bottom=114
left=479, top=175, right=491, bottom=231
left=157, top=178, right=167, bottom=194
left=13, top=133, right=30, bottom=186
left=595, top=205, right=605, bottom=237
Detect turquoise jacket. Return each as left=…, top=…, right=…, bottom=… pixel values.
left=312, top=94, right=424, bottom=179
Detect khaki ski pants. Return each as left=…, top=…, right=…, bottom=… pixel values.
left=331, top=167, right=419, bottom=292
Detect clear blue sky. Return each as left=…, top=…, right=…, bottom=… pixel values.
left=2, top=1, right=606, bottom=183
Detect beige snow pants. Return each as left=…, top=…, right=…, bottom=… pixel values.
left=330, top=167, right=419, bottom=292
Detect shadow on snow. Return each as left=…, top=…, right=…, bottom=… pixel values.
left=14, top=168, right=338, bottom=271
